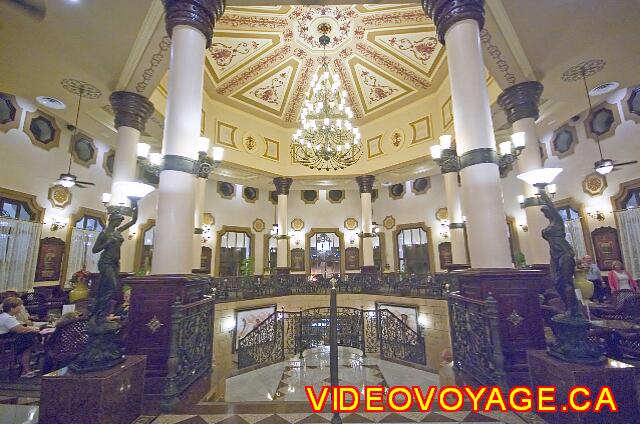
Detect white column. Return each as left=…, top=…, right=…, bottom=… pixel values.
left=277, top=193, right=288, bottom=269
left=443, top=172, right=468, bottom=264
left=444, top=19, right=512, bottom=268
left=152, top=25, right=206, bottom=274
left=356, top=175, right=375, bottom=270
left=192, top=178, right=206, bottom=270
left=108, top=91, right=154, bottom=272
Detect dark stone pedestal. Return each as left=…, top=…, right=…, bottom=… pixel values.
left=360, top=265, right=378, bottom=274
left=528, top=350, right=639, bottom=424
left=275, top=267, right=291, bottom=275
left=39, top=355, right=146, bottom=424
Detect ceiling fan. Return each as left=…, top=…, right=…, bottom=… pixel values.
left=562, top=60, right=638, bottom=176
left=5, top=0, right=46, bottom=21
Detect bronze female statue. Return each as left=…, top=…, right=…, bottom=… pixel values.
left=90, top=200, right=138, bottom=328
left=539, top=191, right=582, bottom=318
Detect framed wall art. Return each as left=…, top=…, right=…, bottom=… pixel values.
left=234, top=304, right=276, bottom=351
left=591, top=226, right=623, bottom=271
left=291, top=248, right=305, bottom=272
left=375, top=302, right=418, bottom=333
left=35, top=237, right=65, bottom=281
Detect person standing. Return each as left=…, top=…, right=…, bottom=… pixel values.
left=607, top=261, right=639, bottom=294
left=583, top=255, right=607, bottom=302
left=0, top=297, right=41, bottom=378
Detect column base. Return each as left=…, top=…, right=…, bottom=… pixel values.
left=453, top=268, right=546, bottom=386
left=360, top=265, right=378, bottom=274
left=528, top=350, right=639, bottom=424
left=275, top=267, right=290, bottom=275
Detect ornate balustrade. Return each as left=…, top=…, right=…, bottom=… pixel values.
left=447, top=292, right=507, bottom=388
left=212, top=272, right=457, bottom=302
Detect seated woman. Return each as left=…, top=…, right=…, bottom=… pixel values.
left=0, top=297, right=41, bottom=378
left=607, top=261, right=639, bottom=294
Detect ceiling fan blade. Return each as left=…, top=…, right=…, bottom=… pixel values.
left=75, top=183, right=88, bottom=188
left=7, top=0, right=46, bottom=21
left=613, top=160, right=639, bottom=167
left=76, top=181, right=95, bottom=186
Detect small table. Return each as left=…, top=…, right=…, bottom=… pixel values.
left=590, top=320, right=640, bottom=358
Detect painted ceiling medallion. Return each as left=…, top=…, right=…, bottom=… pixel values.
left=292, top=6, right=355, bottom=52
left=390, top=128, right=404, bottom=151
left=48, top=184, right=72, bottom=209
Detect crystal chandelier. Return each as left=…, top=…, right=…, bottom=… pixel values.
left=291, top=27, right=362, bottom=171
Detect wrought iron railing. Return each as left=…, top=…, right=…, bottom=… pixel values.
left=447, top=292, right=507, bottom=388
left=378, top=309, right=426, bottom=365
left=237, top=305, right=429, bottom=369
left=213, top=272, right=457, bottom=302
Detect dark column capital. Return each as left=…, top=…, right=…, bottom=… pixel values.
left=422, top=0, right=485, bottom=44
left=497, top=81, right=544, bottom=124
left=109, top=91, right=154, bottom=133
left=163, top=0, right=225, bottom=48
left=355, top=175, right=375, bottom=194
left=273, top=177, right=293, bottom=196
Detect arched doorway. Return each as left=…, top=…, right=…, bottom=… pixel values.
left=306, top=228, right=344, bottom=276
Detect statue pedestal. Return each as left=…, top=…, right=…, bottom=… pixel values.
left=528, top=350, right=639, bottom=424
left=39, top=355, right=146, bottom=424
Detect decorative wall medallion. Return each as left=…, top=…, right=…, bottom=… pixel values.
left=48, top=184, right=72, bottom=209
left=327, top=190, right=345, bottom=203
left=441, top=97, right=453, bottom=129
left=622, top=85, right=640, bottom=124
left=0, top=93, right=22, bottom=132
left=367, top=134, right=384, bottom=159
left=146, top=315, right=164, bottom=334
left=507, top=310, right=524, bottom=327
left=389, top=183, right=405, bottom=200
left=69, top=132, right=97, bottom=167
left=243, top=186, right=259, bottom=203
left=252, top=218, right=265, bottom=232
left=383, top=215, right=396, bottom=230
left=263, top=137, right=280, bottom=161
left=301, top=190, right=318, bottom=204
left=203, top=213, right=215, bottom=226
left=409, top=115, right=432, bottom=145
left=217, top=181, right=235, bottom=199
left=389, top=128, right=404, bottom=151
left=215, top=121, right=238, bottom=149
left=25, top=110, right=61, bottom=150
left=435, top=207, right=449, bottom=222
left=551, top=124, right=578, bottom=158
left=103, top=149, right=115, bottom=177
left=582, top=172, right=607, bottom=197
left=291, top=217, right=305, bottom=231
left=344, top=217, right=358, bottom=231
left=412, top=177, right=431, bottom=195
left=242, top=132, right=259, bottom=153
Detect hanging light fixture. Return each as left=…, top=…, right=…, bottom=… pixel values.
left=291, top=23, right=362, bottom=171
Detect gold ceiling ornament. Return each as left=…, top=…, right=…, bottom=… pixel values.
left=582, top=172, right=607, bottom=197
left=435, top=207, right=449, bottom=222
left=252, top=218, right=266, bottom=233
left=291, top=217, right=305, bottom=231
left=48, top=184, right=72, bottom=209
left=344, top=217, right=358, bottom=231
left=389, top=128, right=405, bottom=151
left=290, top=32, right=362, bottom=171
left=203, top=213, right=215, bottom=226
left=383, top=215, right=396, bottom=230
left=242, top=132, right=258, bottom=154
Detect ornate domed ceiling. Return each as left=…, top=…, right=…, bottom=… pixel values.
left=204, top=4, right=447, bottom=127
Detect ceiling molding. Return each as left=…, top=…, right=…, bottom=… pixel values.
left=486, top=0, right=535, bottom=82
left=117, top=0, right=166, bottom=91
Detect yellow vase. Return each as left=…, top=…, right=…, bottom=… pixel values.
left=573, top=268, right=594, bottom=301
left=69, top=279, right=89, bottom=303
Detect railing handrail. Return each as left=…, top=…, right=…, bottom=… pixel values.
left=378, top=307, right=423, bottom=337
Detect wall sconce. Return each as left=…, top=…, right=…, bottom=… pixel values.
left=202, top=224, right=213, bottom=243
left=45, top=217, right=69, bottom=232
left=585, top=207, right=607, bottom=221
left=519, top=223, right=529, bottom=232
left=137, top=140, right=224, bottom=179
left=128, top=226, right=138, bottom=240
left=439, top=219, right=450, bottom=239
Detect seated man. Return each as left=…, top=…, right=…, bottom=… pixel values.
left=0, top=297, right=41, bottom=378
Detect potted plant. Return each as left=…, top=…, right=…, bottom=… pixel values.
left=514, top=251, right=527, bottom=269
left=239, top=257, right=256, bottom=299
left=68, top=269, right=90, bottom=303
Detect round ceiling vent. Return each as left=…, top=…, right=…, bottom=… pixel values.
left=589, top=82, right=619, bottom=97
left=36, top=96, right=66, bottom=110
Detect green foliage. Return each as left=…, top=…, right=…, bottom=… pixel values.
left=515, top=251, right=527, bottom=268
left=240, top=257, right=254, bottom=277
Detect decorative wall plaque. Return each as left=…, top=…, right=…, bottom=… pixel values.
left=327, top=190, right=345, bottom=203
left=591, top=226, right=623, bottom=271
left=252, top=218, right=265, bottom=233
left=435, top=207, right=449, bottom=222
left=389, top=128, right=404, bottom=151
left=217, top=181, right=235, bottom=199
left=383, top=215, right=396, bottom=230
left=389, top=183, right=405, bottom=200
left=301, top=190, right=318, bottom=204
left=344, top=217, right=358, bottom=231
left=48, top=184, right=72, bottom=209
left=582, top=172, right=607, bottom=197
left=291, top=217, right=304, bottom=231
left=35, top=237, right=65, bottom=281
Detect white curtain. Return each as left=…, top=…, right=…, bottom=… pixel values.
left=565, top=218, right=587, bottom=259
left=617, top=208, right=640, bottom=279
left=64, top=228, right=100, bottom=285
left=0, top=217, right=42, bottom=292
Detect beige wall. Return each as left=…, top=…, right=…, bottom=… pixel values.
left=212, top=294, right=451, bottom=386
